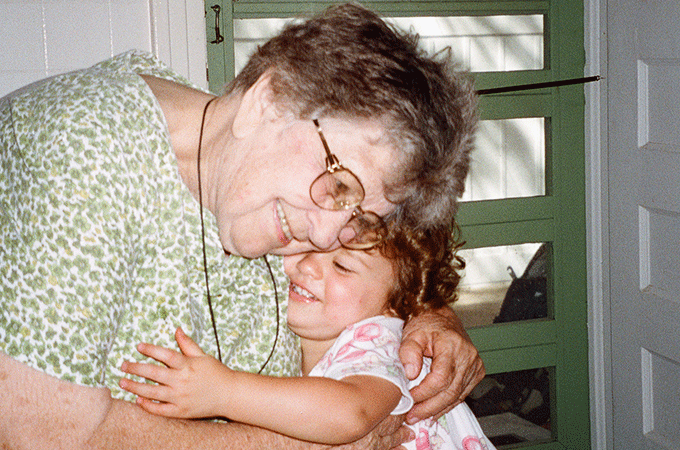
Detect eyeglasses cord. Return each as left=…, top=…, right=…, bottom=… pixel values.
left=197, top=97, right=279, bottom=374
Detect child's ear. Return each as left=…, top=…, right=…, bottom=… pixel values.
left=232, top=71, right=278, bottom=139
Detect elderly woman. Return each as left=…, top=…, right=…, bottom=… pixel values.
left=0, top=3, right=482, bottom=449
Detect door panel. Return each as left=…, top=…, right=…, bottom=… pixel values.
left=608, top=0, right=680, bottom=447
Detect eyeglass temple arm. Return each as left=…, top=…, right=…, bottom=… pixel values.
left=312, top=119, right=342, bottom=171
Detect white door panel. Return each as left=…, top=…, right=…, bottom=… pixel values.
left=609, top=0, right=680, bottom=447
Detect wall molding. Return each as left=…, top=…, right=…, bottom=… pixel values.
left=584, top=0, right=612, bottom=449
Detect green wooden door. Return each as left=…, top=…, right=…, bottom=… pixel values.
left=205, top=1, right=589, bottom=448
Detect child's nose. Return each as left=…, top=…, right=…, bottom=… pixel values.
left=296, top=252, right=324, bottom=279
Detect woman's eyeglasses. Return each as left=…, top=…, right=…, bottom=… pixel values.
left=309, top=119, right=387, bottom=249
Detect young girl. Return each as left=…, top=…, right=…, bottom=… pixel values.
left=119, top=224, right=495, bottom=450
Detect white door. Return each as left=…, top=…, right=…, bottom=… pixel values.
left=608, top=0, right=680, bottom=447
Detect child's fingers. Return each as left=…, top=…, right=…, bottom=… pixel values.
left=174, top=327, right=206, bottom=357
left=119, top=377, right=170, bottom=403
left=136, top=342, right=187, bottom=368
left=120, top=360, right=171, bottom=385
left=135, top=396, right=185, bottom=418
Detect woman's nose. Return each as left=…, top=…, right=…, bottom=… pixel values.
left=307, top=208, right=353, bottom=250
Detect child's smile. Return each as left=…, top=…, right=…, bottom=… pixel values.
left=289, top=282, right=318, bottom=304
left=283, top=248, right=395, bottom=346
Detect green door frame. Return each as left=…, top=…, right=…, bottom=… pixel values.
left=205, top=1, right=589, bottom=448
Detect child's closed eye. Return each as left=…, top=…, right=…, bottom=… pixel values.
left=333, top=260, right=353, bottom=273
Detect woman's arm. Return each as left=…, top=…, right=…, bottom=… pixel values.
left=90, top=400, right=411, bottom=450
left=0, top=351, right=410, bottom=450
left=399, top=305, right=486, bottom=423
left=0, top=351, right=113, bottom=449
left=120, top=328, right=402, bottom=444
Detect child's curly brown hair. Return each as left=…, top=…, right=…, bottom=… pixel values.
left=374, top=220, right=466, bottom=322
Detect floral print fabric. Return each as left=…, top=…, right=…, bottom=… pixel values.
left=0, top=50, right=300, bottom=400
left=309, top=316, right=414, bottom=414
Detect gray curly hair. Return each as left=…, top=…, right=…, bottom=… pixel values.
left=229, top=2, right=477, bottom=230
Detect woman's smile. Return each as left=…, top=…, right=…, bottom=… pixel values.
left=274, top=200, right=293, bottom=245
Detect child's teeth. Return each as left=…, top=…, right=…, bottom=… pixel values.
left=293, top=284, right=315, bottom=299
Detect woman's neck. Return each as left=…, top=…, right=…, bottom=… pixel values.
left=141, top=74, right=241, bottom=209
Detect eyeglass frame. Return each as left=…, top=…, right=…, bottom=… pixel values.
left=310, top=119, right=388, bottom=249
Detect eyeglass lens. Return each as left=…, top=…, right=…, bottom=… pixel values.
left=310, top=170, right=364, bottom=211
left=339, top=209, right=387, bottom=249
left=310, top=120, right=387, bottom=249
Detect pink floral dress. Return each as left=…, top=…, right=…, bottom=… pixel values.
left=309, top=316, right=496, bottom=450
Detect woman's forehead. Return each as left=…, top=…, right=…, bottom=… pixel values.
left=320, top=117, right=400, bottom=213
left=322, top=116, right=390, bottom=147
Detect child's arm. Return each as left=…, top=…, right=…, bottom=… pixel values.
left=119, top=328, right=403, bottom=445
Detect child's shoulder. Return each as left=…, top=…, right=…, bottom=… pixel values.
left=344, top=315, right=405, bottom=337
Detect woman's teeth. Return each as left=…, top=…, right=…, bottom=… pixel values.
left=292, top=284, right=316, bottom=300
left=276, top=201, right=293, bottom=243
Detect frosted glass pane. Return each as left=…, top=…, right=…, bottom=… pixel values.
left=389, top=15, right=544, bottom=72
left=463, top=118, right=546, bottom=202
left=233, top=14, right=544, bottom=75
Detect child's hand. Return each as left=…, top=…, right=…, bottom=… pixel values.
left=119, top=327, right=230, bottom=419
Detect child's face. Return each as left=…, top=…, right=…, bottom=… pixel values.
left=283, top=247, right=395, bottom=343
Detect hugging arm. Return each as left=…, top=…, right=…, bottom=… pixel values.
left=399, top=305, right=485, bottom=423
left=120, top=328, right=404, bottom=445
left=0, top=351, right=409, bottom=450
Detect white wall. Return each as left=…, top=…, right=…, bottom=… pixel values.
left=0, top=0, right=207, bottom=97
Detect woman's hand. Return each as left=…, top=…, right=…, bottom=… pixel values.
left=119, top=327, right=229, bottom=419
left=399, top=306, right=485, bottom=424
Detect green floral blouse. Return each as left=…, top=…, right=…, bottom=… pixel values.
left=0, top=51, right=300, bottom=400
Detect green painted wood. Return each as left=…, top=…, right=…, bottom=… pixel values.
left=479, top=343, right=557, bottom=374
left=546, top=0, right=590, bottom=447
left=479, top=93, right=553, bottom=120
left=457, top=197, right=555, bottom=226
left=460, top=219, right=554, bottom=249
left=205, top=0, right=234, bottom=93
left=468, top=320, right=557, bottom=352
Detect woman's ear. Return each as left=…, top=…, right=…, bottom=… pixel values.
left=232, top=72, right=277, bottom=139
